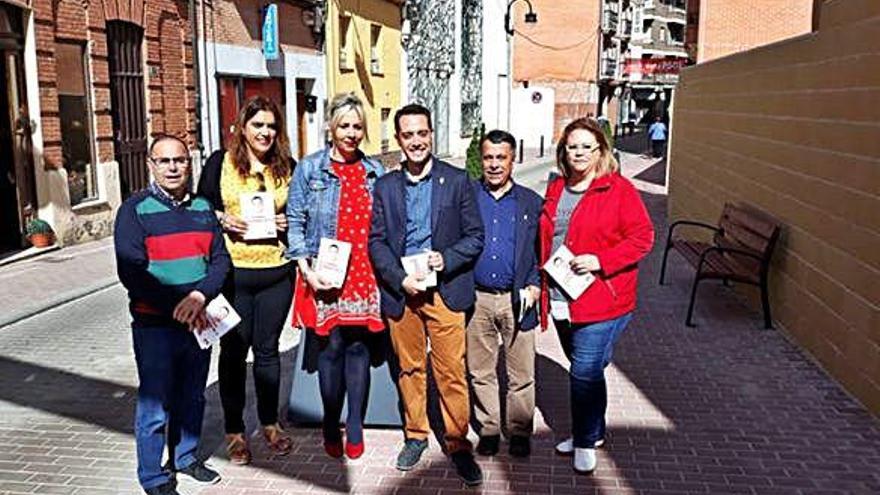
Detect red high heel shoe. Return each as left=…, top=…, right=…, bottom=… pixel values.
left=324, top=439, right=344, bottom=458
left=345, top=440, right=364, bottom=460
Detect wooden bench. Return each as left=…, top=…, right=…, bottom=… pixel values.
left=659, top=203, right=781, bottom=328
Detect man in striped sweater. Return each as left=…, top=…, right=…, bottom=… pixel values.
left=114, top=135, right=230, bottom=495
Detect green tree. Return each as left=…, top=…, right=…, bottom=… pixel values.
left=599, top=117, right=615, bottom=150
left=465, top=126, right=484, bottom=180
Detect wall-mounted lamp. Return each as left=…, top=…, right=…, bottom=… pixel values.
left=401, top=0, right=421, bottom=47
left=505, top=0, right=537, bottom=36
left=300, top=1, right=326, bottom=49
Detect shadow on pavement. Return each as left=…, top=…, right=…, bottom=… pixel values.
left=0, top=349, right=356, bottom=493
left=633, top=157, right=667, bottom=186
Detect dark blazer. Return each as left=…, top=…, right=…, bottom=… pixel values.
left=472, top=181, right=542, bottom=331
left=369, top=158, right=485, bottom=319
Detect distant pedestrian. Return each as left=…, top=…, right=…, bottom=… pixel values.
left=539, top=118, right=654, bottom=474
left=197, top=96, right=295, bottom=465
left=649, top=116, right=667, bottom=158
left=287, top=93, right=386, bottom=460
left=467, top=129, right=542, bottom=458
left=368, top=104, right=485, bottom=486
left=115, top=134, right=230, bottom=495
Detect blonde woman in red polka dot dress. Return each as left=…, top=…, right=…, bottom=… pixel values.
left=286, top=93, right=385, bottom=460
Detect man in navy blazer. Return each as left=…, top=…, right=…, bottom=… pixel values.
left=369, top=104, right=484, bottom=485
left=466, top=130, right=542, bottom=459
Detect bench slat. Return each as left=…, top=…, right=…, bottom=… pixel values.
left=718, top=218, right=774, bottom=255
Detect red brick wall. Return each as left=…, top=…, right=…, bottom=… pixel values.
left=512, top=0, right=601, bottom=83
left=33, top=0, right=195, bottom=169
left=697, top=0, right=813, bottom=63
left=208, top=0, right=317, bottom=53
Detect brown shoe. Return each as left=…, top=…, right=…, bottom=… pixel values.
left=225, top=433, right=251, bottom=465
left=262, top=423, right=292, bottom=456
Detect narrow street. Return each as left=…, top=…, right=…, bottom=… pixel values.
left=0, top=153, right=877, bottom=494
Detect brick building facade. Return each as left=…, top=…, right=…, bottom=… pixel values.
left=196, top=0, right=326, bottom=161
left=0, top=0, right=196, bottom=251
left=512, top=0, right=603, bottom=139
left=689, top=0, right=815, bottom=63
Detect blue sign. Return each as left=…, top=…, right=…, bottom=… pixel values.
left=262, top=4, right=279, bottom=61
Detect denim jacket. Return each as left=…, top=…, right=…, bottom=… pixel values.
left=286, top=147, right=385, bottom=259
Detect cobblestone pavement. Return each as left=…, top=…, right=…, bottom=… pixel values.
left=0, top=155, right=878, bottom=494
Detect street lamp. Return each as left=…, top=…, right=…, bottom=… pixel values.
left=505, top=0, right=538, bottom=129
left=505, top=0, right=538, bottom=36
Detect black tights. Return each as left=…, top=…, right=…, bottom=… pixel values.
left=318, top=327, right=371, bottom=445
left=219, top=264, right=293, bottom=434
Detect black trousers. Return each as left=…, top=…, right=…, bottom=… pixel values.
left=219, top=263, right=293, bottom=434
left=652, top=139, right=666, bottom=158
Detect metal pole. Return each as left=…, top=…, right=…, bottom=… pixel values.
left=539, top=135, right=544, bottom=157
left=518, top=139, right=523, bottom=163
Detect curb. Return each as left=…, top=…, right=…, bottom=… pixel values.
left=0, top=277, right=119, bottom=329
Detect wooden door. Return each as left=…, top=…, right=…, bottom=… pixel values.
left=107, top=21, right=148, bottom=197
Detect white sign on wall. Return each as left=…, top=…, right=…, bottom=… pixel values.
left=510, top=86, right=555, bottom=152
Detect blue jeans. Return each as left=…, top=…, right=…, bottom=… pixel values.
left=132, top=326, right=211, bottom=489
left=555, top=313, right=632, bottom=448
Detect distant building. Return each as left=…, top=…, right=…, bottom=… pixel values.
left=598, top=0, right=688, bottom=129
left=325, top=0, right=403, bottom=158
left=0, top=0, right=196, bottom=252
left=512, top=0, right=603, bottom=139
left=401, top=0, right=507, bottom=157
left=688, top=0, right=814, bottom=64
left=196, top=0, right=327, bottom=161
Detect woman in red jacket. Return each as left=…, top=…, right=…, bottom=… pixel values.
left=539, top=118, right=654, bottom=474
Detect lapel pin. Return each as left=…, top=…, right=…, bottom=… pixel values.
left=439, top=176, right=445, bottom=185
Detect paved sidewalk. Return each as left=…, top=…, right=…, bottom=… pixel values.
left=0, top=238, right=117, bottom=328
left=0, top=157, right=878, bottom=494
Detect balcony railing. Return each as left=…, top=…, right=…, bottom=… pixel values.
left=643, top=1, right=686, bottom=24
left=601, top=58, right=617, bottom=79
left=643, top=38, right=687, bottom=55
left=602, top=11, right=619, bottom=32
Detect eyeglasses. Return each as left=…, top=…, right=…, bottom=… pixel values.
left=150, top=156, right=189, bottom=167
left=565, top=144, right=600, bottom=153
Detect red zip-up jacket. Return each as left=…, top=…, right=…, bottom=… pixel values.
left=539, top=172, right=654, bottom=329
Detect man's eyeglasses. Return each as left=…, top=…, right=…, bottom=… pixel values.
left=150, top=156, right=189, bottom=167
left=565, top=144, right=600, bottom=153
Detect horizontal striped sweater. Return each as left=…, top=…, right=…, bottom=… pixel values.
left=114, top=185, right=231, bottom=328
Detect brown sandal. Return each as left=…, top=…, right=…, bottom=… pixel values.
left=225, top=433, right=252, bottom=465
left=263, top=423, right=293, bottom=456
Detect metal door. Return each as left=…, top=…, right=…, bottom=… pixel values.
left=107, top=21, right=148, bottom=197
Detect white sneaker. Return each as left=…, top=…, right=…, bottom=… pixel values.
left=555, top=438, right=574, bottom=455
left=573, top=447, right=597, bottom=474
left=555, top=437, right=604, bottom=455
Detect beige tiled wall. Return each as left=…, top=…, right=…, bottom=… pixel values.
left=668, top=0, right=880, bottom=414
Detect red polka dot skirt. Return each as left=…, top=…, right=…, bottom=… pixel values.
left=292, top=160, right=384, bottom=336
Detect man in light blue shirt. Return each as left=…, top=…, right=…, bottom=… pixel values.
left=649, top=116, right=668, bottom=158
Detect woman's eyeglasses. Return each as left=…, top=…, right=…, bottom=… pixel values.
left=565, top=144, right=600, bottom=154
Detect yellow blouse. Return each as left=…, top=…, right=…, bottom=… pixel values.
left=219, top=152, right=291, bottom=269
